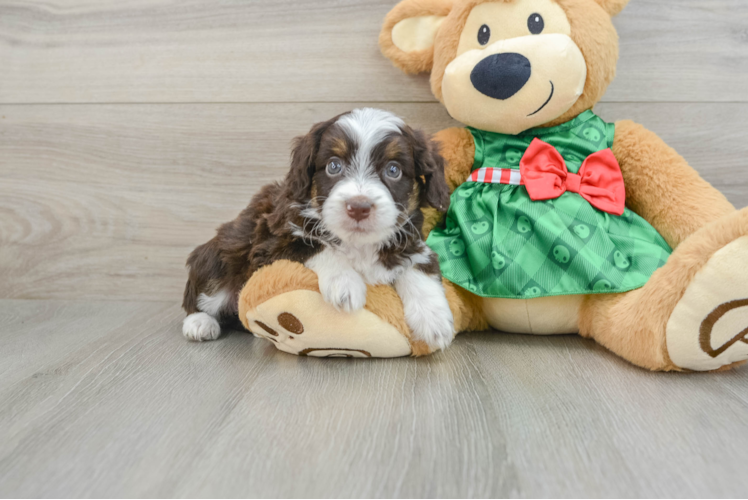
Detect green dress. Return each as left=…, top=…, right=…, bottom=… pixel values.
left=426, top=110, right=672, bottom=299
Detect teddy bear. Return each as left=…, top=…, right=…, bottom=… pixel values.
left=237, top=0, right=748, bottom=372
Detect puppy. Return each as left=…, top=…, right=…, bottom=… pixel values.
left=182, top=108, right=454, bottom=351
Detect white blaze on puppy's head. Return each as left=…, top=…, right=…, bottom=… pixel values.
left=324, top=108, right=405, bottom=245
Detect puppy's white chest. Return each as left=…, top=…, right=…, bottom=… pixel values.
left=356, top=261, right=401, bottom=285
left=345, top=246, right=402, bottom=285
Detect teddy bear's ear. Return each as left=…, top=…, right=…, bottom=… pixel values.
left=379, top=0, right=454, bottom=74
left=594, top=0, right=630, bottom=17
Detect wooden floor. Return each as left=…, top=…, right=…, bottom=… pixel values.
left=1, top=0, right=748, bottom=497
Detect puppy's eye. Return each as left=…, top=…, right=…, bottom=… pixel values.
left=528, top=13, right=544, bottom=35
left=326, top=158, right=343, bottom=176
left=477, top=24, right=491, bottom=45
left=385, top=163, right=402, bottom=180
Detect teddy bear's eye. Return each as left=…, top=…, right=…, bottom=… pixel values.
left=477, top=24, right=491, bottom=45
left=528, top=13, right=544, bottom=35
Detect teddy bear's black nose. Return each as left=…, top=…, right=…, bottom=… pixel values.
left=470, top=52, right=532, bottom=100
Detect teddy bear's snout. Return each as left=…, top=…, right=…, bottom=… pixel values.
left=470, top=52, right=532, bottom=100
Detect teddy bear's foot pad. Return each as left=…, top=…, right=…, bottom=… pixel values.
left=245, top=289, right=412, bottom=358
left=667, top=236, right=748, bottom=371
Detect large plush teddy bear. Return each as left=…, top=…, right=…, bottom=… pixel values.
left=238, top=0, right=748, bottom=372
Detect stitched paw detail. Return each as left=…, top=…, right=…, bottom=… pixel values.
left=252, top=313, right=301, bottom=342
left=698, top=300, right=748, bottom=360
left=667, top=236, right=748, bottom=371
left=278, top=313, right=304, bottom=334
left=251, top=312, right=369, bottom=357
left=245, top=290, right=412, bottom=358
left=299, top=348, right=372, bottom=358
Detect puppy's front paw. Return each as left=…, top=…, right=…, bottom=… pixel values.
left=408, top=304, right=454, bottom=353
left=183, top=312, right=221, bottom=342
left=319, top=271, right=367, bottom=313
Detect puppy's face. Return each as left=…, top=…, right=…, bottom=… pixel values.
left=287, top=108, right=449, bottom=246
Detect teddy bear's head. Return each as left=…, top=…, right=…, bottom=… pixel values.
left=380, top=0, right=628, bottom=135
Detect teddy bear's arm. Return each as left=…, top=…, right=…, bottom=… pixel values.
left=422, top=127, right=476, bottom=236
left=433, top=127, right=476, bottom=191
left=612, top=120, right=735, bottom=248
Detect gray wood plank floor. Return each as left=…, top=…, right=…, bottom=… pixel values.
left=2, top=102, right=747, bottom=302
left=1, top=0, right=748, bottom=497
left=1, top=300, right=748, bottom=498
left=1, top=0, right=747, bottom=103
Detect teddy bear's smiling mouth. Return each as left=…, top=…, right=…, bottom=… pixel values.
left=527, top=81, right=554, bottom=117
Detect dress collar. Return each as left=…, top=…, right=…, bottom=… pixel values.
left=469, top=110, right=597, bottom=139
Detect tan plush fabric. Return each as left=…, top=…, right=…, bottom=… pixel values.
left=442, top=33, right=587, bottom=134
left=236, top=0, right=748, bottom=371
left=432, top=127, right=476, bottom=192
left=379, top=0, right=455, bottom=74
left=482, top=295, right=583, bottom=335
left=666, top=236, right=748, bottom=371
left=392, top=15, right=446, bottom=52
left=247, top=289, right=412, bottom=358
left=579, top=208, right=748, bottom=371
left=239, top=260, right=413, bottom=341
left=238, top=260, right=321, bottom=325
left=381, top=0, right=620, bottom=130
left=421, top=127, right=476, bottom=238
left=612, top=120, right=735, bottom=248
left=594, top=0, right=630, bottom=17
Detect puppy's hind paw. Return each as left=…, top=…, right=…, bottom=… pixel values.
left=183, top=312, right=221, bottom=342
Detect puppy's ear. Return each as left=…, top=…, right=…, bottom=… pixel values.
left=379, top=0, right=454, bottom=74
left=407, top=128, right=450, bottom=213
left=284, top=117, right=337, bottom=203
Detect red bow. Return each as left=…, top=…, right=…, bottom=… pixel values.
left=519, top=138, right=626, bottom=216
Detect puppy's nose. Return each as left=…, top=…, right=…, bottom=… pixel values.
left=345, top=196, right=372, bottom=222
left=470, top=52, right=531, bottom=100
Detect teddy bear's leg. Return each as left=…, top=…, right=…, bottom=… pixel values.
left=443, top=279, right=490, bottom=333
left=237, top=260, right=484, bottom=357
left=579, top=207, right=748, bottom=371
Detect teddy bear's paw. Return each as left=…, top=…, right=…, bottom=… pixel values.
left=245, top=289, right=412, bottom=358
left=182, top=312, right=221, bottom=342
left=666, top=236, right=748, bottom=371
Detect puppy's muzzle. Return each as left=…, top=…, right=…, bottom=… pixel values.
left=470, top=52, right=532, bottom=100
left=345, top=196, right=373, bottom=222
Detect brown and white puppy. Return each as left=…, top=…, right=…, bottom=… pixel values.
left=182, top=108, right=454, bottom=351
